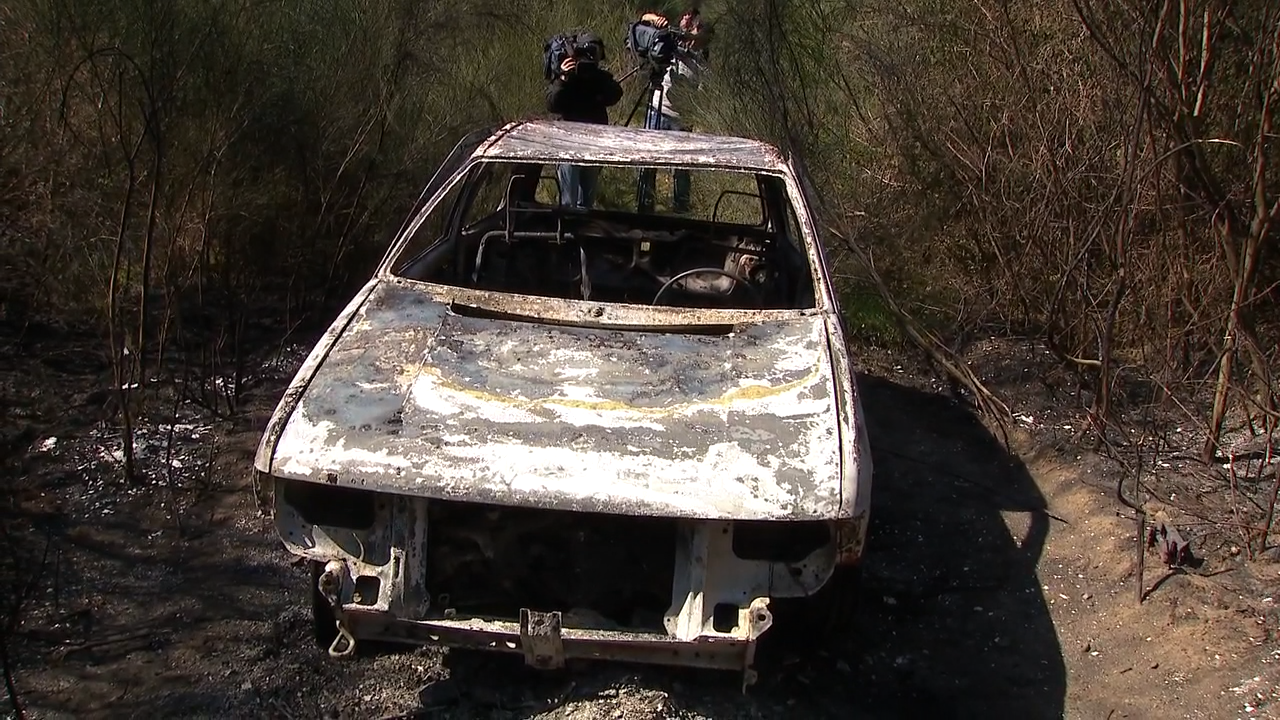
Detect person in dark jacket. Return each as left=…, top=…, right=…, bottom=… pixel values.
left=545, top=31, right=623, bottom=208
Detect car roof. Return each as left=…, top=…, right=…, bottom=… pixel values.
left=471, top=120, right=792, bottom=173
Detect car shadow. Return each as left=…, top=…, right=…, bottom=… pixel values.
left=822, top=371, right=1066, bottom=717
left=414, top=371, right=1067, bottom=719
left=8, top=348, right=1065, bottom=719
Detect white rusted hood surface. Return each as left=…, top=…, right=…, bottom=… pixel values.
left=266, top=281, right=847, bottom=520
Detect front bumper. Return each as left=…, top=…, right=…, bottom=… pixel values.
left=280, top=481, right=869, bottom=685
left=341, top=602, right=771, bottom=675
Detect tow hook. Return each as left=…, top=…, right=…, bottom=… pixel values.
left=741, top=596, right=774, bottom=692
left=318, top=560, right=357, bottom=658
left=519, top=608, right=566, bottom=670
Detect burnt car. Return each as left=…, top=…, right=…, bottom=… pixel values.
left=253, top=120, right=873, bottom=686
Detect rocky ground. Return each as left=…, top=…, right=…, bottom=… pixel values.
left=1, top=325, right=1278, bottom=720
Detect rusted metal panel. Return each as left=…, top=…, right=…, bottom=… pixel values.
left=253, top=278, right=382, bottom=476
left=519, top=609, right=566, bottom=669
left=473, top=120, right=790, bottom=172
left=833, top=512, right=870, bottom=565
left=268, top=279, right=849, bottom=521
left=343, top=610, right=756, bottom=672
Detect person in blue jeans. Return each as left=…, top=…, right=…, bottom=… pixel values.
left=545, top=31, right=623, bottom=208
left=637, top=8, right=708, bottom=214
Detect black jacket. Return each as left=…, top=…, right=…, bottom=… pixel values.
left=546, top=66, right=624, bottom=124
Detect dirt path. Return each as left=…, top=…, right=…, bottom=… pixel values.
left=3, top=336, right=1278, bottom=719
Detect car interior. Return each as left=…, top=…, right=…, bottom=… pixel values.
left=392, top=160, right=819, bottom=310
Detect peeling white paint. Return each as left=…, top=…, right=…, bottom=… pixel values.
left=273, top=344, right=842, bottom=517
left=544, top=402, right=669, bottom=432
left=552, top=383, right=608, bottom=402
left=425, top=440, right=797, bottom=519
left=555, top=366, right=599, bottom=381
left=407, top=371, right=543, bottom=425
left=473, top=120, right=789, bottom=173
left=768, top=322, right=829, bottom=374
left=273, top=412, right=338, bottom=476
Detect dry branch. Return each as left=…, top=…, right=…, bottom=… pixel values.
left=825, top=224, right=1013, bottom=433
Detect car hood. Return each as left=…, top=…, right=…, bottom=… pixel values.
left=263, top=280, right=847, bottom=520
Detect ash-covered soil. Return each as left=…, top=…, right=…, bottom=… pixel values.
left=1, top=328, right=1277, bottom=720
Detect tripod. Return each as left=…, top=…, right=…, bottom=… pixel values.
left=622, top=67, right=675, bottom=214
left=619, top=63, right=667, bottom=129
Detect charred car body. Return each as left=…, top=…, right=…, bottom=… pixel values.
left=253, top=120, right=873, bottom=686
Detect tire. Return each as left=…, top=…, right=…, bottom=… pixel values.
left=310, top=560, right=338, bottom=651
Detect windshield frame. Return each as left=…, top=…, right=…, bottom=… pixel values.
left=374, top=152, right=834, bottom=323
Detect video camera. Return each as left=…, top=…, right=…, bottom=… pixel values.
left=624, top=20, right=682, bottom=80
left=543, top=32, right=605, bottom=81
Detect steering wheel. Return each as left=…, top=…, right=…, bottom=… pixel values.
left=651, top=267, right=763, bottom=307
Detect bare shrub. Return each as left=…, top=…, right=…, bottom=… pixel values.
left=687, top=1, right=1280, bottom=550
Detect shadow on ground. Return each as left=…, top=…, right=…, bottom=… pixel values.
left=835, top=372, right=1065, bottom=717
left=8, top=355, right=1066, bottom=719
left=399, top=371, right=1068, bottom=719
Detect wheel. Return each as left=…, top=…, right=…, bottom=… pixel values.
left=310, top=560, right=338, bottom=650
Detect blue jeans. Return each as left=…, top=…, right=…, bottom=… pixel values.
left=638, top=109, right=691, bottom=214
left=557, top=164, right=598, bottom=208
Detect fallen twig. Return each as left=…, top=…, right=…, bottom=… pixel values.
left=270, top=698, right=297, bottom=720
left=50, top=630, right=158, bottom=661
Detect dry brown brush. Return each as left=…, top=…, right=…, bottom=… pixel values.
left=691, top=0, right=1280, bottom=552
left=0, top=0, right=647, bottom=469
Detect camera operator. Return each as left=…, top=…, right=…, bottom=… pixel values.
left=545, top=31, right=623, bottom=209
left=636, top=7, right=708, bottom=215
left=679, top=8, right=711, bottom=58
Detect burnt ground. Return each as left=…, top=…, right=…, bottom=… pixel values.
left=1, top=326, right=1278, bottom=720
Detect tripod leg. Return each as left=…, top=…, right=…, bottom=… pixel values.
left=633, top=80, right=663, bottom=213
left=636, top=79, right=666, bottom=213
left=623, top=86, right=649, bottom=127
left=653, top=82, right=665, bottom=129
